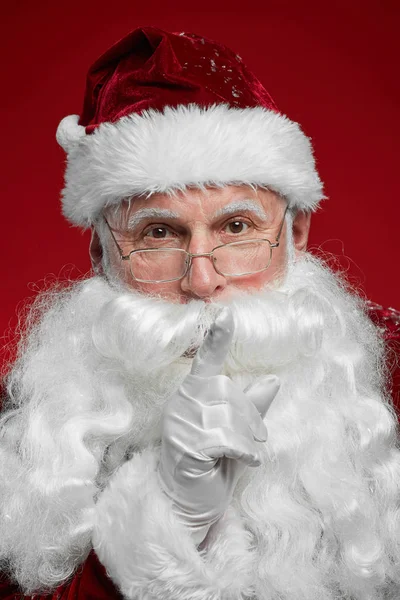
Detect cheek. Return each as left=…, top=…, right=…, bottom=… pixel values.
left=230, top=235, right=288, bottom=292
left=231, top=269, right=277, bottom=292
left=106, top=245, right=185, bottom=301
left=124, top=276, right=185, bottom=302
left=130, top=281, right=182, bottom=299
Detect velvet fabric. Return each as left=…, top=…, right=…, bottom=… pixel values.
left=0, top=551, right=123, bottom=599
left=80, top=26, right=278, bottom=134
left=367, top=301, right=400, bottom=409
left=0, top=303, right=399, bottom=599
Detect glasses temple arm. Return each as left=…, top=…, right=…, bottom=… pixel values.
left=274, top=205, right=289, bottom=244
left=103, top=217, right=129, bottom=260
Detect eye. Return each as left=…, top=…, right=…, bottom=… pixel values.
left=224, top=220, right=250, bottom=234
left=144, top=226, right=175, bottom=239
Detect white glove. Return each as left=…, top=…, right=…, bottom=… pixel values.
left=157, top=307, right=280, bottom=545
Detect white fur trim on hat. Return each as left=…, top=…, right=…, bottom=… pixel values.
left=92, top=447, right=255, bottom=599
left=57, top=104, right=324, bottom=227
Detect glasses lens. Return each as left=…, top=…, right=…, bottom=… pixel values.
left=129, top=249, right=189, bottom=283
left=213, top=240, right=272, bottom=276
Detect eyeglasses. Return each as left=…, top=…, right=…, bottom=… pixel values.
left=104, top=206, right=288, bottom=283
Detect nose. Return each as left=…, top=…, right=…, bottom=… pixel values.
left=180, top=251, right=227, bottom=299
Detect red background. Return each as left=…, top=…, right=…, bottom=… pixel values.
left=1, top=0, right=399, bottom=348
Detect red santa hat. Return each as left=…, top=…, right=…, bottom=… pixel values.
left=57, top=26, right=324, bottom=227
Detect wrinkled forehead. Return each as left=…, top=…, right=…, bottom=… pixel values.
left=104, top=184, right=287, bottom=229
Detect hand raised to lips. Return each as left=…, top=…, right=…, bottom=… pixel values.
left=158, top=306, right=280, bottom=545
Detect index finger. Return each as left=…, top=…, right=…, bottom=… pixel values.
left=190, top=307, right=234, bottom=377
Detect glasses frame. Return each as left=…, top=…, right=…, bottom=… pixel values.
left=103, top=205, right=288, bottom=283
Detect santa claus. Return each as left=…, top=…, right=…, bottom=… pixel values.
left=1, top=27, right=400, bottom=600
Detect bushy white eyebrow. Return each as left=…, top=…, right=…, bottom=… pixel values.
left=127, top=208, right=180, bottom=230
left=213, top=200, right=267, bottom=220
left=126, top=200, right=267, bottom=230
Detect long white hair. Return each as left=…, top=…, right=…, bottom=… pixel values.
left=0, top=252, right=399, bottom=599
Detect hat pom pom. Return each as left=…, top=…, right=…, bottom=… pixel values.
left=56, top=115, right=86, bottom=153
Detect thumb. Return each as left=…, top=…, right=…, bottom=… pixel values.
left=244, top=375, right=280, bottom=420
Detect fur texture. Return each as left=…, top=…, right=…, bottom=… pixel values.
left=93, top=448, right=254, bottom=600
left=56, top=105, right=324, bottom=227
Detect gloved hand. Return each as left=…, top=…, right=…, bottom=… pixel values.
left=157, top=307, right=280, bottom=545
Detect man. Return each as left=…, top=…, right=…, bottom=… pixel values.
left=1, top=26, right=400, bottom=600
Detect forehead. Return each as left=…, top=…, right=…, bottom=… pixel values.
left=116, top=185, right=284, bottom=224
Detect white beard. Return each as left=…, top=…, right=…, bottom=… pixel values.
left=1, top=253, right=400, bottom=599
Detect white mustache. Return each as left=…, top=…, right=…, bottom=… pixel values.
left=90, top=259, right=333, bottom=378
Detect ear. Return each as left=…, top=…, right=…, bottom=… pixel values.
left=89, top=227, right=104, bottom=275
left=292, top=210, right=311, bottom=252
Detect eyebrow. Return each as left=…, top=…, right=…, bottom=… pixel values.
left=125, top=199, right=268, bottom=230
left=126, top=208, right=180, bottom=230
left=213, top=200, right=267, bottom=220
